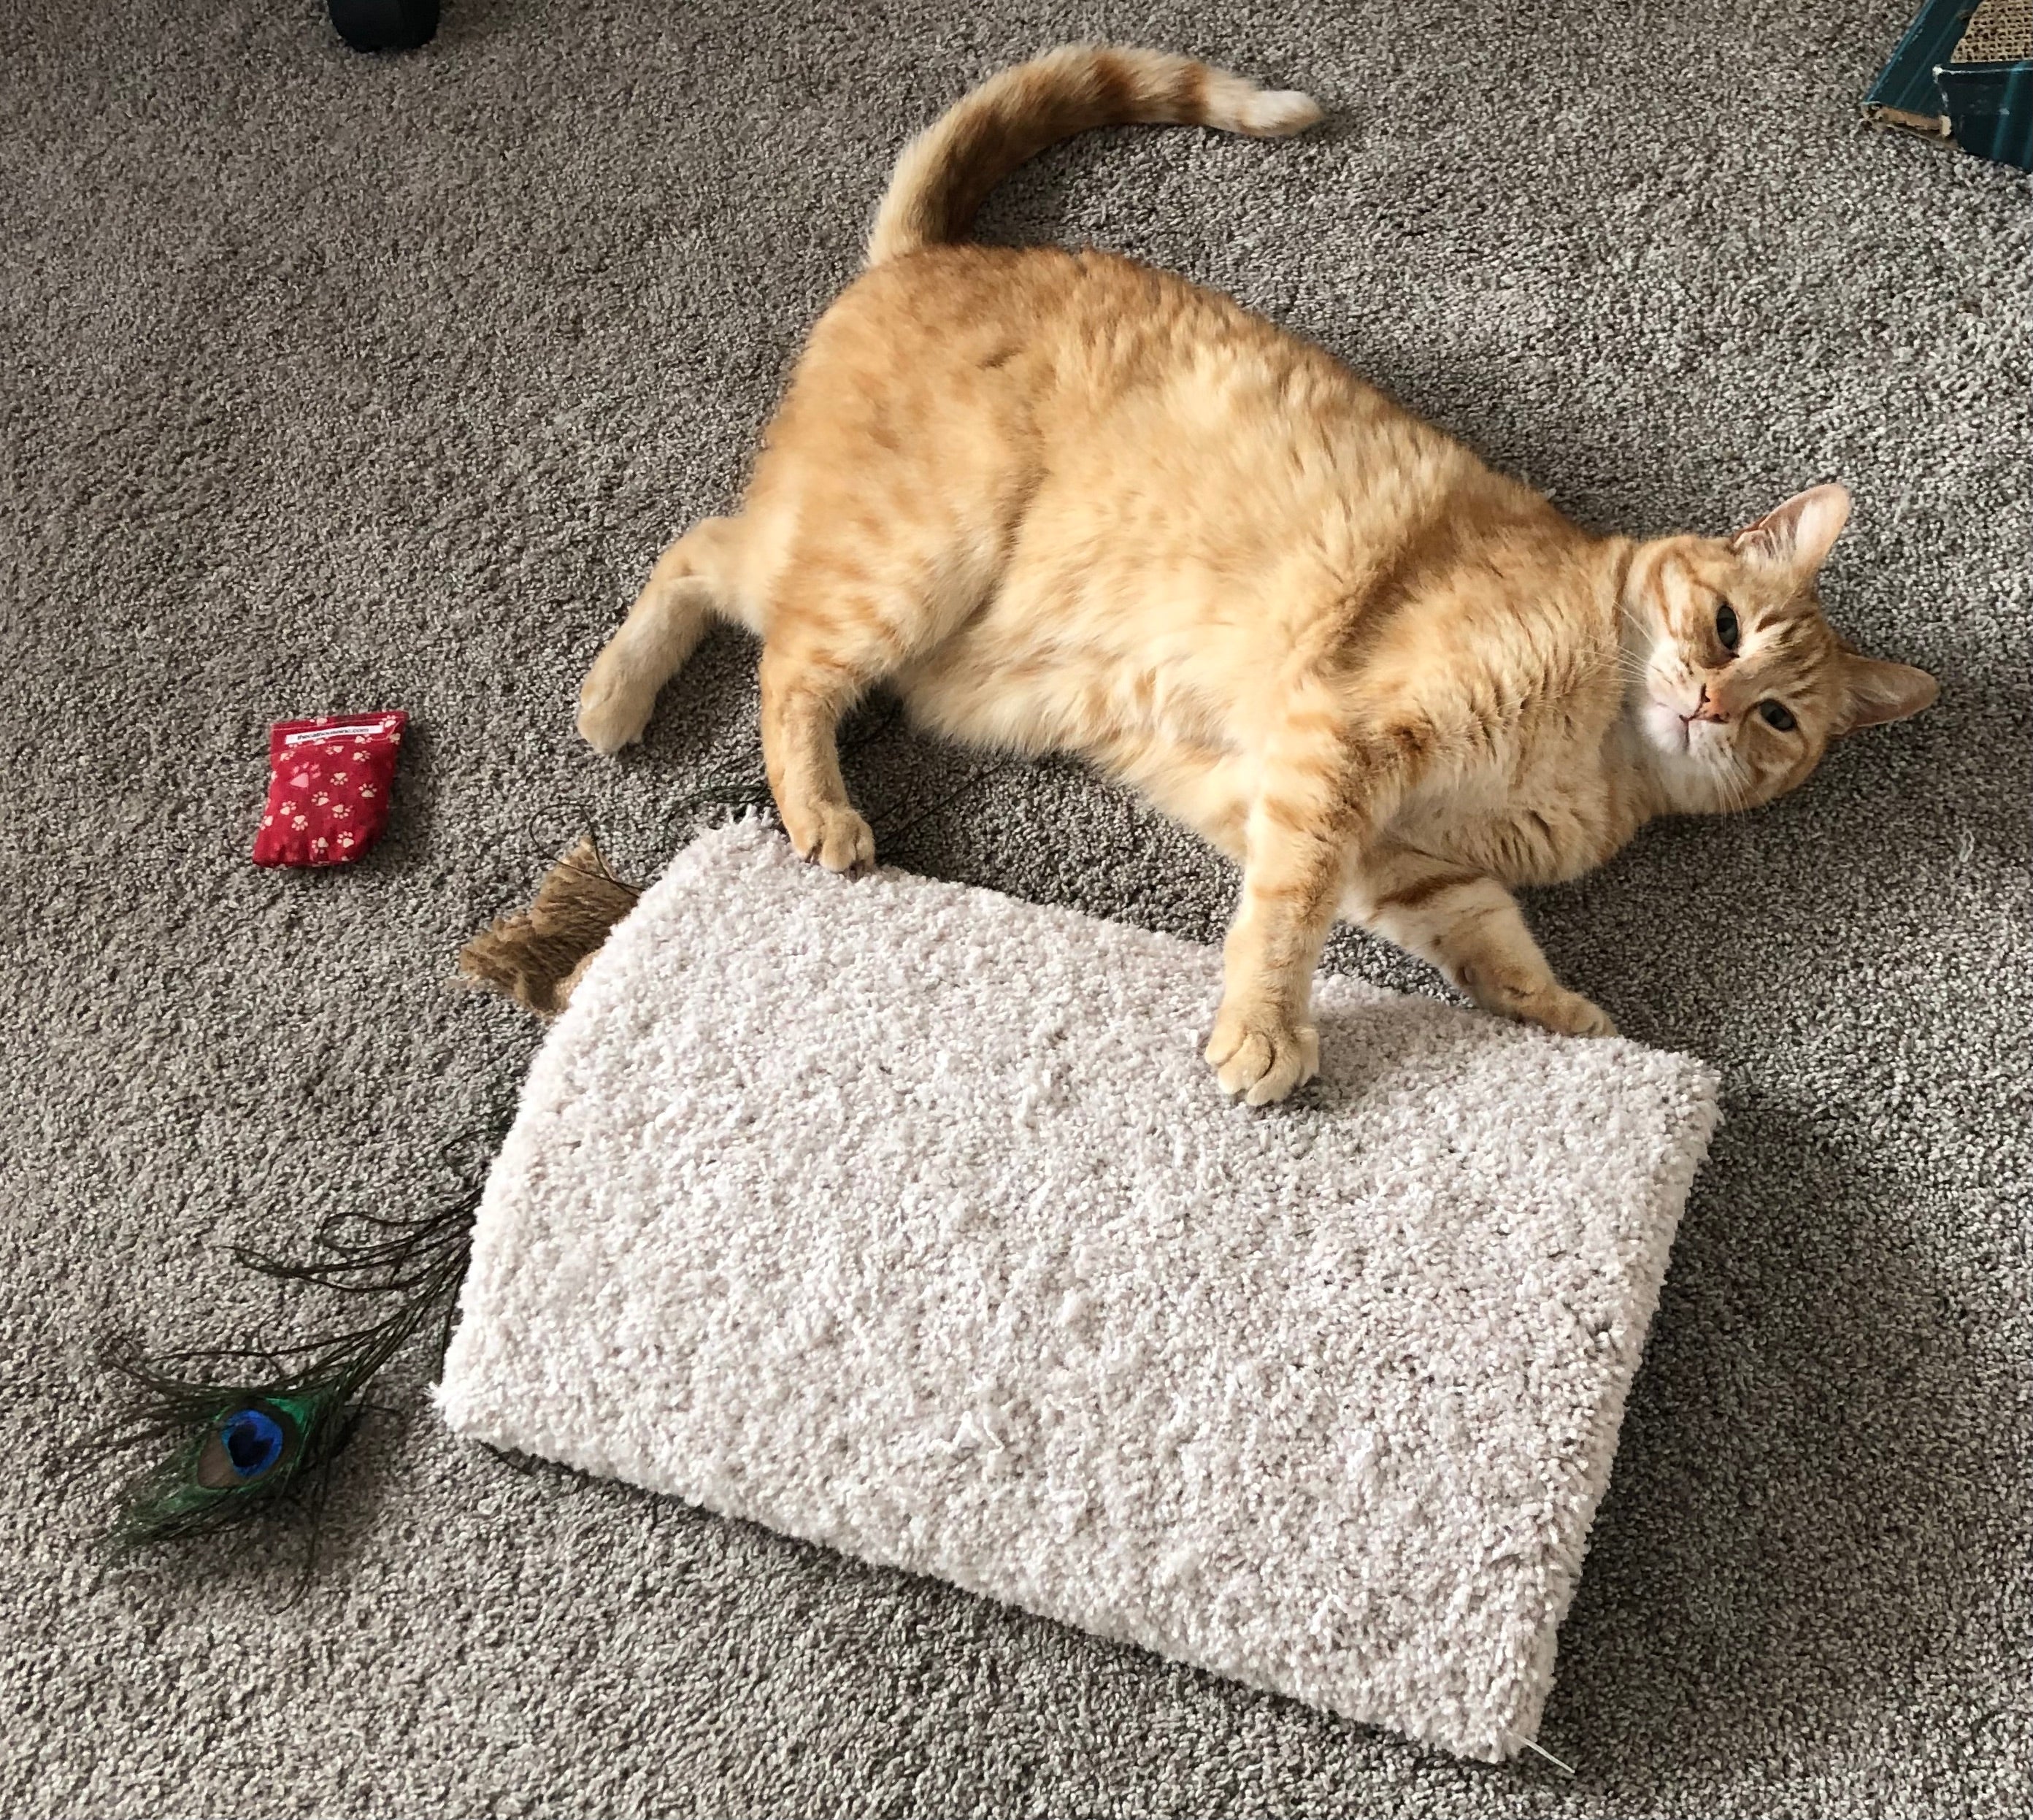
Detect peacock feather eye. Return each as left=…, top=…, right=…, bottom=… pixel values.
left=193, top=1402, right=295, bottom=1491
left=110, top=1375, right=352, bottom=1546
left=1715, top=601, right=1741, bottom=655
left=1758, top=700, right=1796, bottom=732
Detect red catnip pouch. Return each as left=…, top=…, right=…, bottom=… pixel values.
left=253, top=713, right=407, bottom=868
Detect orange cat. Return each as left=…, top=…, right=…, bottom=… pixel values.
left=578, top=45, right=1937, bottom=1104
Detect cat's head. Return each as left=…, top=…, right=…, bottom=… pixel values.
left=1624, top=485, right=1936, bottom=813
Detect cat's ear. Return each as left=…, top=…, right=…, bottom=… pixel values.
left=1732, top=483, right=1851, bottom=580
left=1837, top=650, right=1937, bottom=732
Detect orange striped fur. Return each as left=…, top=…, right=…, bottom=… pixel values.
left=579, top=45, right=1937, bottom=1102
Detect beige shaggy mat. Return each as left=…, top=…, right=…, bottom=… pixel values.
left=437, top=821, right=1721, bottom=1762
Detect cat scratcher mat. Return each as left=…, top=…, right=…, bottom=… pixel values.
left=1867, top=0, right=2033, bottom=169
left=437, top=820, right=1720, bottom=1762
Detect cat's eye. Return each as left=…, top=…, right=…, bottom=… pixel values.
left=1758, top=701, right=1796, bottom=732
left=1715, top=601, right=1741, bottom=654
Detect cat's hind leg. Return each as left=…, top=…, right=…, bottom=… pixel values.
left=758, top=542, right=966, bottom=875
left=758, top=633, right=878, bottom=873
left=578, top=515, right=747, bottom=755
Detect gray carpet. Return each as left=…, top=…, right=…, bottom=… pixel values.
left=2, top=1, right=2026, bottom=1814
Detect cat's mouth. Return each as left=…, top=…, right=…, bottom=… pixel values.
left=1640, top=690, right=1693, bottom=757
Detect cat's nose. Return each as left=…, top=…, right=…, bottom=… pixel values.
left=1688, top=684, right=1730, bottom=724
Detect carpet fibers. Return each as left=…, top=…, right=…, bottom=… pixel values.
left=2, top=2, right=2027, bottom=1816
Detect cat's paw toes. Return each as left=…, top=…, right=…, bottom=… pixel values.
left=1524, top=988, right=1618, bottom=1039
left=576, top=650, right=656, bottom=756
left=786, top=802, right=875, bottom=875
left=1204, top=1003, right=1319, bottom=1106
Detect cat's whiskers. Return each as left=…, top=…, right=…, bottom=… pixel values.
left=1714, top=756, right=1758, bottom=816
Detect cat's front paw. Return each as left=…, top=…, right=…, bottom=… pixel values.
left=784, top=801, right=876, bottom=875
left=1205, top=1000, right=1320, bottom=1106
left=1458, top=962, right=1618, bottom=1040
left=577, top=645, right=658, bottom=756
left=1518, top=987, right=1618, bottom=1039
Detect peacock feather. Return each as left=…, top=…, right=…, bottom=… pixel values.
left=102, top=1146, right=492, bottom=1550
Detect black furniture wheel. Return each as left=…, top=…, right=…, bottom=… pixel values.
left=328, top=0, right=441, bottom=53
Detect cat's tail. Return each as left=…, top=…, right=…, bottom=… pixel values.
left=866, top=45, right=1321, bottom=268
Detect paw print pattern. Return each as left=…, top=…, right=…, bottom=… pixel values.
left=252, top=712, right=407, bottom=869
